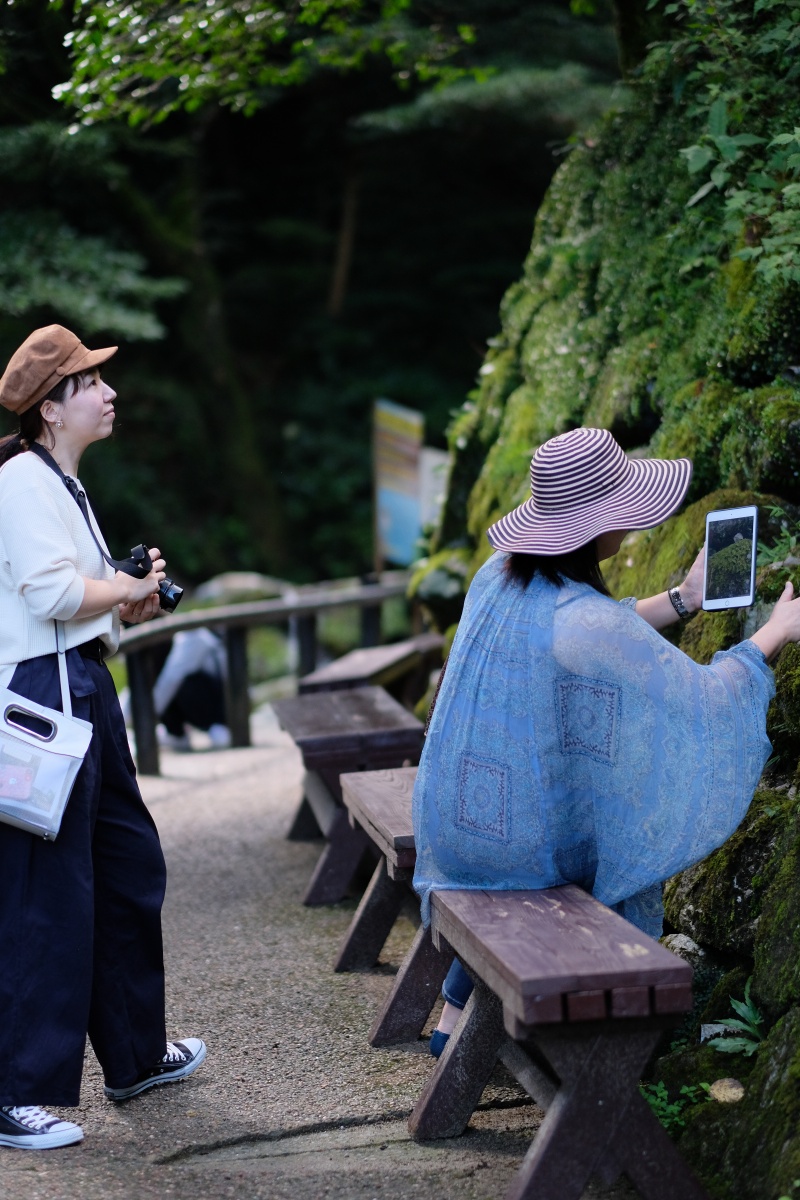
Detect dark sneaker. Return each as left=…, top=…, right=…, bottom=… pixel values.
left=104, top=1038, right=207, bottom=1101
left=0, top=1106, right=83, bottom=1150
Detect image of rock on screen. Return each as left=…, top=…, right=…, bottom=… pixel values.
left=706, top=515, right=755, bottom=601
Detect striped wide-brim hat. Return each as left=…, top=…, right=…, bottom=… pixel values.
left=487, top=427, right=692, bottom=556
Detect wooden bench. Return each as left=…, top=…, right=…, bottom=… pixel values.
left=272, top=688, right=424, bottom=906
left=333, top=767, right=419, bottom=972
left=298, top=632, right=443, bottom=708
left=407, top=887, right=708, bottom=1200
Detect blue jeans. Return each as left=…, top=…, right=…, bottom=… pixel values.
left=442, top=958, right=474, bottom=1009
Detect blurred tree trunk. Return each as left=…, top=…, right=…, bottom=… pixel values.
left=327, top=170, right=361, bottom=318
left=113, top=119, right=285, bottom=570
left=611, top=0, right=670, bottom=75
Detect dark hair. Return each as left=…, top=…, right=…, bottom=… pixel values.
left=0, top=372, right=91, bottom=467
left=503, top=542, right=610, bottom=596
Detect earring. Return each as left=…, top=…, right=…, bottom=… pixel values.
left=55, top=420, right=63, bottom=429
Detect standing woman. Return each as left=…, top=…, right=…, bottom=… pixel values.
left=0, top=326, right=206, bottom=1150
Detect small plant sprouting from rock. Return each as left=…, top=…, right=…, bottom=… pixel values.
left=708, top=977, right=764, bottom=1057
left=757, top=506, right=800, bottom=568
left=777, top=1179, right=800, bottom=1200
left=639, top=1080, right=711, bottom=1134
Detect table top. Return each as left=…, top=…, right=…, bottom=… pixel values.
left=273, top=686, right=424, bottom=759
left=299, top=634, right=443, bottom=693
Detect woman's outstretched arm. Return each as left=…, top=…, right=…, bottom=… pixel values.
left=634, top=545, right=705, bottom=630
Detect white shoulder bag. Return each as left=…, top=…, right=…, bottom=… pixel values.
left=0, top=623, right=94, bottom=840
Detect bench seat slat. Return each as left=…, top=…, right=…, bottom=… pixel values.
left=611, top=985, right=652, bottom=1018
left=566, top=989, right=607, bottom=1022
left=340, top=767, right=417, bottom=863
left=431, top=887, right=692, bottom=1027
left=654, top=981, right=695, bottom=1015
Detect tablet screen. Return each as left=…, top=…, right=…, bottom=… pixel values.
left=706, top=514, right=756, bottom=601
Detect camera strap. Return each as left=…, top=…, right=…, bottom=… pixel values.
left=28, top=443, right=128, bottom=574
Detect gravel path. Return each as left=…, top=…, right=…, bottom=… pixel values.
left=0, top=707, right=636, bottom=1200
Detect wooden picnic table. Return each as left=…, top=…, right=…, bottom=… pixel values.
left=298, top=632, right=443, bottom=703
left=334, top=766, right=418, bottom=972
left=272, top=688, right=423, bottom=905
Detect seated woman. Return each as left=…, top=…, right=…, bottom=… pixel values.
left=413, top=426, right=800, bottom=1056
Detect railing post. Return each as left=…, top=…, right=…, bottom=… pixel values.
left=224, top=625, right=251, bottom=748
left=126, top=647, right=160, bottom=776
left=297, top=614, right=318, bottom=676
left=359, top=573, right=381, bottom=647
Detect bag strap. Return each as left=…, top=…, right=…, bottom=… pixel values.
left=29, top=443, right=122, bottom=574
left=55, top=621, right=73, bottom=719
left=30, top=444, right=101, bottom=719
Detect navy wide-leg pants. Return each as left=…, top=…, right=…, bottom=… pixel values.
left=0, top=650, right=167, bottom=1107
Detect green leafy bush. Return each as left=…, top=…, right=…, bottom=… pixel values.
left=640, top=1080, right=711, bottom=1133
left=708, top=977, right=765, bottom=1057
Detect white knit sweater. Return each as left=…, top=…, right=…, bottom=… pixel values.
left=0, top=450, right=119, bottom=682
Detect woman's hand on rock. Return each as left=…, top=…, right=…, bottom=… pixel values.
left=765, top=580, right=800, bottom=644
left=750, top=580, right=800, bottom=661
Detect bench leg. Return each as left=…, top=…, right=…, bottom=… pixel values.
left=302, top=809, right=372, bottom=906
left=408, top=980, right=506, bottom=1141
left=333, top=857, right=407, bottom=972
left=287, top=795, right=322, bottom=841
left=505, top=1027, right=709, bottom=1200
left=368, top=922, right=451, bottom=1047
left=601, top=1091, right=709, bottom=1200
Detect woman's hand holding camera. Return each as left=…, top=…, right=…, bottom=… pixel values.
left=117, top=546, right=166, bottom=625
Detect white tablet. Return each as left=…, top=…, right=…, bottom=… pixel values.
left=702, top=505, right=758, bottom=611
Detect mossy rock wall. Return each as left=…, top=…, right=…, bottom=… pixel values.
left=419, top=8, right=800, bottom=1195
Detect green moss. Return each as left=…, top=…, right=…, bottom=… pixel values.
left=697, top=965, right=752, bottom=1029
left=407, top=547, right=472, bottom=633
left=663, top=787, right=793, bottom=957
left=753, top=823, right=800, bottom=1021
left=767, top=643, right=800, bottom=773
left=676, top=1007, right=800, bottom=1199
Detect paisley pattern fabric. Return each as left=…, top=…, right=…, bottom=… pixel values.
left=412, top=553, right=774, bottom=937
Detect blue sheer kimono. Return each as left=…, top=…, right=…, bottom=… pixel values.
left=413, top=553, right=774, bottom=937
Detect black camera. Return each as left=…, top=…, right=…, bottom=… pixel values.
left=117, top=544, right=184, bottom=613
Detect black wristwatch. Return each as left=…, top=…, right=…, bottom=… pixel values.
left=668, top=587, right=691, bottom=619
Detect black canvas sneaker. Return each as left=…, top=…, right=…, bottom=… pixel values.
left=104, top=1038, right=207, bottom=1101
left=0, top=1105, right=83, bottom=1150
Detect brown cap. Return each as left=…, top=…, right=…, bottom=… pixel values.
left=0, top=325, right=118, bottom=415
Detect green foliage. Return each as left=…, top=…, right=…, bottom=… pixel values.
left=648, top=0, right=800, bottom=284
left=640, top=1080, right=711, bottom=1134
left=0, top=208, right=183, bottom=338
left=53, top=0, right=479, bottom=125
left=352, top=64, right=614, bottom=139
left=758, top=506, right=800, bottom=566
left=708, top=978, right=765, bottom=1057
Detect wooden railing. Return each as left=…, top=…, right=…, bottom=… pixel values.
left=118, top=572, right=412, bottom=776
